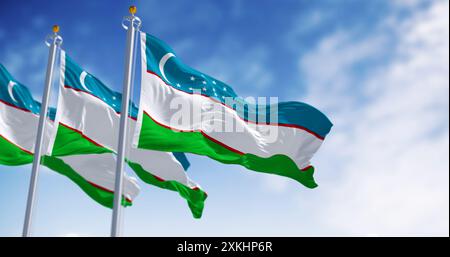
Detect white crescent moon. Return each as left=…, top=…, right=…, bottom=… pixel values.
left=7, top=81, right=18, bottom=102
left=79, top=71, right=91, bottom=92
left=159, top=53, right=175, bottom=84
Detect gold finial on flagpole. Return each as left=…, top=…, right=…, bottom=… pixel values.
left=129, top=6, right=137, bottom=15
left=121, top=5, right=141, bottom=30
left=52, top=25, right=60, bottom=33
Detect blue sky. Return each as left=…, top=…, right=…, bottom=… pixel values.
left=0, top=0, right=448, bottom=236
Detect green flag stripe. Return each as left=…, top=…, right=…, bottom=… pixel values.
left=0, top=134, right=33, bottom=165
left=51, top=123, right=112, bottom=157
left=0, top=135, right=131, bottom=207
left=138, top=112, right=318, bottom=189
left=52, top=123, right=208, bottom=218
left=42, top=156, right=132, bottom=207
left=128, top=161, right=207, bottom=218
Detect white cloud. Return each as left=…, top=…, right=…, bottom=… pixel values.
left=392, top=0, right=426, bottom=8
left=1, top=36, right=48, bottom=96
left=196, top=37, right=274, bottom=96
left=295, top=0, right=449, bottom=236
left=299, top=29, right=388, bottom=113
left=0, top=29, right=63, bottom=108
left=284, top=9, right=330, bottom=51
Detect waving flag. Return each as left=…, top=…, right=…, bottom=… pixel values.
left=48, top=52, right=207, bottom=218
left=134, top=33, right=333, bottom=188
left=0, top=63, right=140, bottom=207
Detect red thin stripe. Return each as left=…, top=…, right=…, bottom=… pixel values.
left=63, top=85, right=137, bottom=121
left=0, top=99, right=134, bottom=202
left=64, top=85, right=105, bottom=105
left=0, top=98, right=56, bottom=123
left=143, top=110, right=245, bottom=156
left=143, top=111, right=313, bottom=173
left=0, top=132, right=132, bottom=202
left=152, top=174, right=165, bottom=182
left=152, top=172, right=206, bottom=191
left=87, top=181, right=132, bottom=203
left=144, top=110, right=195, bottom=133
left=59, top=121, right=202, bottom=191
left=301, top=165, right=313, bottom=172
left=0, top=93, right=198, bottom=193
left=200, top=131, right=244, bottom=155
left=146, top=70, right=325, bottom=140
left=0, top=99, right=33, bottom=113
left=59, top=122, right=106, bottom=148
left=0, top=102, right=35, bottom=155
left=190, top=186, right=206, bottom=195
left=0, top=133, right=33, bottom=155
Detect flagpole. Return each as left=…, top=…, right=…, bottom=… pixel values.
left=22, top=25, right=62, bottom=237
left=111, top=6, right=141, bottom=237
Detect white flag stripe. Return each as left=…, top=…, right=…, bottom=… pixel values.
left=0, top=99, right=140, bottom=200
left=135, top=33, right=324, bottom=170
left=138, top=73, right=323, bottom=170
left=1, top=100, right=54, bottom=154
left=59, top=154, right=140, bottom=201
left=53, top=81, right=198, bottom=187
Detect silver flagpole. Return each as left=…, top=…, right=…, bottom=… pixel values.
left=111, top=6, right=141, bottom=237
left=22, top=25, right=62, bottom=237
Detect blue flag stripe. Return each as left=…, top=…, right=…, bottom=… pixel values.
left=143, top=33, right=332, bottom=138
left=63, top=53, right=191, bottom=171
left=1, top=63, right=56, bottom=120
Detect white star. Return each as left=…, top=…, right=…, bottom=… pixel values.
left=212, top=81, right=217, bottom=85
left=212, top=88, right=216, bottom=91
left=200, top=74, right=206, bottom=78
left=176, top=83, right=181, bottom=87
left=202, top=81, right=207, bottom=84
left=112, top=103, right=116, bottom=107
left=202, top=87, right=207, bottom=91
left=112, top=96, right=116, bottom=100
left=190, top=76, right=195, bottom=81
left=189, top=87, right=193, bottom=90
left=223, top=87, right=227, bottom=91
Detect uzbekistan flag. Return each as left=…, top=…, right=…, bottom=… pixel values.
left=134, top=33, right=333, bottom=188
left=0, top=63, right=140, bottom=207
left=48, top=51, right=207, bottom=218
